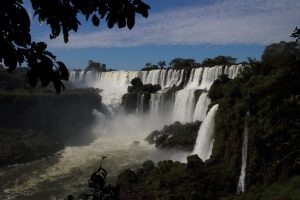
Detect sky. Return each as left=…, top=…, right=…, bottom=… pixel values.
left=26, top=0, right=300, bottom=70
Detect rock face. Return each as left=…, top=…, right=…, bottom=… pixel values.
left=117, top=42, right=300, bottom=199
left=122, top=77, right=161, bottom=113
left=145, top=121, right=201, bottom=151
left=0, top=88, right=103, bottom=145
left=0, top=88, right=104, bottom=166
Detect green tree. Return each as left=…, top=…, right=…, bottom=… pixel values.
left=141, top=62, right=159, bottom=71
left=68, top=157, right=119, bottom=200
left=261, top=41, right=300, bottom=72
left=291, top=26, right=300, bottom=43
left=157, top=61, right=166, bottom=69
left=169, top=58, right=197, bottom=69
left=202, top=55, right=237, bottom=67
left=0, top=0, right=150, bottom=93
left=145, top=62, right=152, bottom=68
left=85, top=60, right=107, bottom=72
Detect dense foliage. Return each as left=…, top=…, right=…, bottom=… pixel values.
left=117, top=41, right=300, bottom=199
left=169, top=58, right=200, bottom=70
left=209, top=41, right=300, bottom=189
left=85, top=60, right=116, bottom=72
left=202, top=55, right=237, bottom=67
left=141, top=56, right=239, bottom=71
left=145, top=121, right=201, bottom=151
left=141, top=61, right=167, bottom=71
left=0, top=0, right=150, bottom=93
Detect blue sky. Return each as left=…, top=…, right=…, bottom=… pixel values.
left=26, top=0, right=300, bottom=70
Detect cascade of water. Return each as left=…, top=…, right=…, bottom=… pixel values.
left=193, top=92, right=211, bottom=121
left=172, top=90, right=195, bottom=122
left=224, top=64, right=244, bottom=79
left=199, top=66, right=223, bottom=90
left=186, top=68, right=203, bottom=90
left=237, top=120, right=249, bottom=194
left=69, top=71, right=84, bottom=82
left=192, top=104, right=219, bottom=161
left=149, top=93, right=164, bottom=118
left=69, top=71, right=76, bottom=82
left=69, top=65, right=244, bottom=113
left=136, top=93, right=144, bottom=113
left=70, top=65, right=244, bottom=88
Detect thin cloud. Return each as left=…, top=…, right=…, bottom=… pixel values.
left=45, top=0, right=300, bottom=48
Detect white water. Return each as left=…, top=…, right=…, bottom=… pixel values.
left=69, top=65, right=243, bottom=115
left=192, top=104, right=219, bottom=161
left=172, top=90, right=196, bottom=122
left=0, top=112, right=189, bottom=200
left=193, top=92, right=211, bottom=121
left=0, top=65, right=245, bottom=199
left=237, top=122, right=249, bottom=193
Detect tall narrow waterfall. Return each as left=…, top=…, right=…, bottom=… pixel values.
left=237, top=122, right=249, bottom=193
left=136, top=93, right=144, bottom=113
left=193, top=92, right=211, bottom=121
left=192, top=104, right=219, bottom=161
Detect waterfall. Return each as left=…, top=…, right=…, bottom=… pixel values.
left=172, top=90, right=195, bottom=122
left=186, top=68, right=203, bottom=90
left=192, top=104, right=219, bottom=161
left=237, top=121, right=249, bottom=194
left=149, top=93, right=164, bottom=118
left=193, top=92, right=211, bottom=121
left=199, top=66, right=223, bottom=90
left=136, top=93, right=144, bottom=113
left=69, top=65, right=244, bottom=115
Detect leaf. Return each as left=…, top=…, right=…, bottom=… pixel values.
left=56, top=61, right=69, bottom=80
left=92, top=15, right=100, bottom=26
left=117, top=16, right=126, bottom=28
left=107, top=18, right=114, bottom=28
left=136, top=3, right=150, bottom=18
left=40, top=77, right=50, bottom=87
left=127, top=15, right=135, bottom=30
left=53, top=80, right=62, bottom=94
left=63, top=34, right=68, bottom=43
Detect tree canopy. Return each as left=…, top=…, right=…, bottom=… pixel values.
left=202, top=56, right=237, bottom=67
left=0, top=0, right=150, bottom=93
left=169, top=58, right=199, bottom=69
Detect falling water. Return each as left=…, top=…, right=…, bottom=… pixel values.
left=237, top=122, right=249, bottom=193
left=0, top=65, right=247, bottom=199
left=149, top=93, right=164, bottom=118
left=172, top=90, right=195, bottom=122
left=192, top=104, right=219, bottom=161
left=193, top=92, right=211, bottom=121
left=136, top=93, right=144, bottom=113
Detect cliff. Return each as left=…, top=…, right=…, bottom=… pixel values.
left=116, top=41, right=300, bottom=199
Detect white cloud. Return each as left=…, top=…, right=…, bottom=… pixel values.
left=45, top=0, right=300, bottom=48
